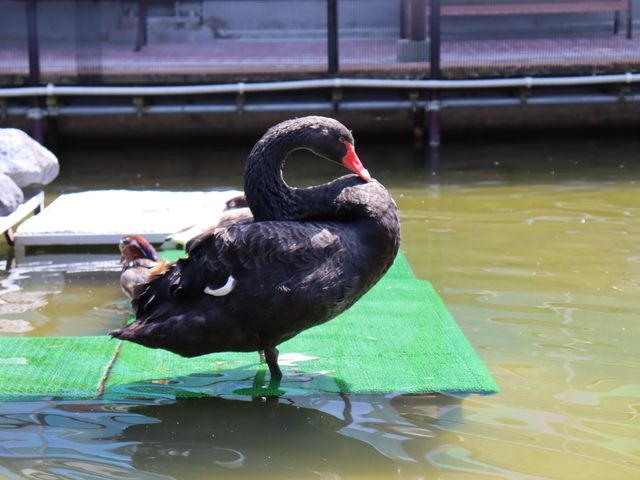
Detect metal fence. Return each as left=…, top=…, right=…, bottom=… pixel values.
left=1, top=0, right=638, bottom=86
left=1, top=0, right=639, bottom=145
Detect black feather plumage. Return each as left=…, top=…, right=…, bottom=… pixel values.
left=111, top=116, right=400, bottom=379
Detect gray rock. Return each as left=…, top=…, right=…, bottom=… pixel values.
left=0, top=128, right=59, bottom=188
left=0, top=173, right=24, bottom=216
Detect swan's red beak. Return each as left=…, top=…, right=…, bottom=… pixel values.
left=341, top=142, right=371, bottom=182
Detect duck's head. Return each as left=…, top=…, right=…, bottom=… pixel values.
left=119, top=235, right=158, bottom=261
left=224, top=194, right=248, bottom=210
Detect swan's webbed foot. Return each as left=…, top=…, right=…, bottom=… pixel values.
left=264, top=346, right=282, bottom=380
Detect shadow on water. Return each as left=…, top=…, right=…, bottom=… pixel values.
left=0, top=384, right=465, bottom=479
left=120, top=395, right=398, bottom=479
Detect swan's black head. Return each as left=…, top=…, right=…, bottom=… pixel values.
left=287, top=116, right=371, bottom=182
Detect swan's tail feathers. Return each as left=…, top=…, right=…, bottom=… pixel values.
left=109, top=323, right=143, bottom=341
left=109, top=320, right=158, bottom=346
left=109, top=327, right=127, bottom=339
left=131, top=256, right=208, bottom=321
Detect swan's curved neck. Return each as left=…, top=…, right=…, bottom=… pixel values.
left=243, top=130, right=306, bottom=221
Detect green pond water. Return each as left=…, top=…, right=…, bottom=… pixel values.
left=0, top=135, right=638, bottom=479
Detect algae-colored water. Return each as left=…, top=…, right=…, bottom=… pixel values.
left=0, top=135, right=638, bottom=479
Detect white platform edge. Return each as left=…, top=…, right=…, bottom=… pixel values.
left=13, top=189, right=243, bottom=249
left=0, top=192, right=45, bottom=238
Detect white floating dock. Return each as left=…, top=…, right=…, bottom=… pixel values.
left=14, top=189, right=243, bottom=253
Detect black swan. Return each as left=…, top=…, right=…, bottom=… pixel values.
left=119, top=235, right=165, bottom=300
left=111, top=116, right=401, bottom=380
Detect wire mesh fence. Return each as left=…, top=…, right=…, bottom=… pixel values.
left=0, top=0, right=638, bottom=86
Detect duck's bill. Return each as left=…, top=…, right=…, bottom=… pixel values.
left=341, top=143, right=371, bottom=182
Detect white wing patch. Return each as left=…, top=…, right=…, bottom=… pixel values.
left=204, top=275, right=236, bottom=296
left=310, top=229, right=337, bottom=248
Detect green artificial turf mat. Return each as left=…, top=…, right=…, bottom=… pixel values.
left=0, top=336, right=119, bottom=399
left=0, top=252, right=498, bottom=400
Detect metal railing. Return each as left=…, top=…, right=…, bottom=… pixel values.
left=2, top=0, right=639, bottom=147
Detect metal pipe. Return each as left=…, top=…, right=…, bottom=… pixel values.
left=6, top=106, right=29, bottom=116
left=245, top=102, right=333, bottom=112
left=439, top=98, right=523, bottom=108
left=4, top=94, right=640, bottom=119
left=525, top=94, right=628, bottom=106
left=2, top=73, right=640, bottom=98
left=438, top=94, right=639, bottom=108
left=48, top=101, right=417, bottom=117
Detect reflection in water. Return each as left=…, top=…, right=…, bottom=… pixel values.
left=0, top=136, right=639, bottom=478
left=0, top=393, right=466, bottom=480
left=123, top=396, right=400, bottom=479
left=0, top=254, right=127, bottom=336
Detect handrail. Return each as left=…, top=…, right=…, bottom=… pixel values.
left=1, top=73, right=639, bottom=98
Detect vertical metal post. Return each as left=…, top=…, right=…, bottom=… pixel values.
left=26, top=0, right=43, bottom=143
left=429, top=0, right=441, bottom=78
left=400, top=0, right=408, bottom=39
left=428, top=98, right=441, bottom=149
left=627, top=0, right=633, bottom=39
left=327, top=0, right=339, bottom=74
left=410, top=0, right=426, bottom=41
left=412, top=105, right=426, bottom=147
left=428, top=0, right=441, bottom=151
left=135, top=0, right=148, bottom=51
left=26, top=0, right=40, bottom=85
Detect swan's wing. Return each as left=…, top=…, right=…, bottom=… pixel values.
left=213, top=220, right=344, bottom=274
left=133, top=220, right=344, bottom=318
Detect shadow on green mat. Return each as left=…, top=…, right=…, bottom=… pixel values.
left=104, top=366, right=356, bottom=401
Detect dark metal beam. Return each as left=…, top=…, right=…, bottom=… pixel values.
left=327, top=0, right=339, bottom=74
left=429, top=0, right=441, bottom=79
left=135, top=0, right=148, bottom=52
left=428, top=0, right=442, bottom=149
left=410, top=0, right=426, bottom=40
left=25, top=0, right=43, bottom=143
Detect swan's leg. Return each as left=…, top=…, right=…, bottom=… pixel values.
left=264, top=346, right=282, bottom=380
left=258, top=350, right=266, bottom=363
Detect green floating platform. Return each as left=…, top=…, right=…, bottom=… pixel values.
left=0, top=252, right=498, bottom=400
